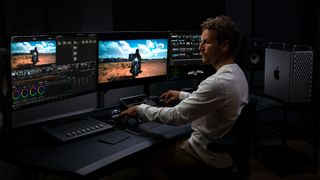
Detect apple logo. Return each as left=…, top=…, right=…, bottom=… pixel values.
left=273, top=67, right=280, bottom=80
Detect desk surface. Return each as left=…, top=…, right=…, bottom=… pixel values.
left=2, top=121, right=192, bottom=177
left=1, top=94, right=282, bottom=178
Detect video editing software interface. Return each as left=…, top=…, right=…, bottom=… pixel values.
left=98, top=32, right=168, bottom=86
left=167, top=31, right=211, bottom=80
left=169, top=31, right=201, bottom=62
left=10, top=34, right=97, bottom=110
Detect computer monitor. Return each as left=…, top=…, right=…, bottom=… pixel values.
left=97, top=31, right=168, bottom=89
left=169, top=31, right=201, bottom=63
left=167, top=30, right=213, bottom=80
left=9, top=33, right=97, bottom=110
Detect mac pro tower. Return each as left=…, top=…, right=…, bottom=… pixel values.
left=264, top=46, right=313, bottom=103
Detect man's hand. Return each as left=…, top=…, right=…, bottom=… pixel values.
left=118, top=106, right=139, bottom=123
left=160, top=90, right=180, bottom=106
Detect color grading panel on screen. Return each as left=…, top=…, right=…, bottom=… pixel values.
left=10, top=33, right=97, bottom=110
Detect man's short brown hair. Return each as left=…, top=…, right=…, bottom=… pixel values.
left=201, top=15, right=242, bottom=56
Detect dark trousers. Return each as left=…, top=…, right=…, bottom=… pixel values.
left=135, top=138, right=232, bottom=180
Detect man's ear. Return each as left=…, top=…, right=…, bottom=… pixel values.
left=221, top=40, right=230, bottom=53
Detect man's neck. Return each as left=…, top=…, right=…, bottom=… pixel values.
left=213, top=56, right=235, bottom=70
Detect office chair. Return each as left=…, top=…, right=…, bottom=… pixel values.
left=166, top=98, right=257, bottom=180
left=207, top=97, right=257, bottom=179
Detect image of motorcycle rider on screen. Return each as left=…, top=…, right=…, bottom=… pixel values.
left=129, top=48, right=142, bottom=78
left=30, top=46, right=39, bottom=65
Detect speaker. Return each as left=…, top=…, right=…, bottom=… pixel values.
left=245, top=37, right=265, bottom=70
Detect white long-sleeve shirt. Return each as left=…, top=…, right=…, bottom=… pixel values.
left=137, top=64, right=248, bottom=168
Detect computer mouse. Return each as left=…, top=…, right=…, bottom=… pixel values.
left=157, top=99, right=165, bottom=107
left=126, top=117, right=139, bottom=126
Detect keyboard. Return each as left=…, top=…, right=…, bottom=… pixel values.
left=40, top=116, right=113, bottom=142
left=125, top=118, right=165, bottom=134
left=119, top=94, right=157, bottom=108
left=91, top=106, right=122, bottom=125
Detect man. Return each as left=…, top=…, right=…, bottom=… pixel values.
left=120, top=15, right=248, bottom=179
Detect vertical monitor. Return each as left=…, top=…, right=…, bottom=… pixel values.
left=10, top=33, right=97, bottom=110
left=98, top=32, right=168, bottom=89
left=168, top=31, right=213, bottom=80
left=169, top=31, right=201, bottom=63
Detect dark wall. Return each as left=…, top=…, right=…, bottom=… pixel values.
left=0, top=0, right=317, bottom=48
left=46, top=1, right=82, bottom=32
left=1, top=0, right=112, bottom=36
left=254, top=0, right=317, bottom=47
left=3, top=0, right=47, bottom=33
left=1, top=0, right=225, bottom=34
left=225, top=0, right=252, bottom=35
left=80, top=0, right=113, bottom=32
left=227, top=0, right=317, bottom=46
left=112, top=0, right=225, bottom=31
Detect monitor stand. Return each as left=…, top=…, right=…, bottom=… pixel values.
left=143, top=83, right=150, bottom=97
left=97, top=83, right=151, bottom=109
left=97, top=91, right=106, bottom=109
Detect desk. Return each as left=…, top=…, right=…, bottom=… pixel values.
left=1, top=111, right=192, bottom=178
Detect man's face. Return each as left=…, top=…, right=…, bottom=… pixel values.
left=198, top=29, right=222, bottom=65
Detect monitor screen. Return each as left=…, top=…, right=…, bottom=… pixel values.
left=167, top=31, right=213, bottom=80
left=98, top=32, right=168, bottom=88
left=10, top=33, right=97, bottom=110
left=169, top=31, right=201, bottom=63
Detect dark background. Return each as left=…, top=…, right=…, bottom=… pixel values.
left=0, top=0, right=318, bottom=127
left=0, top=0, right=318, bottom=132
left=1, top=0, right=317, bottom=44
left=0, top=0, right=319, bottom=178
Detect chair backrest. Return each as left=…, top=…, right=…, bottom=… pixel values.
left=207, top=98, right=257, bottom=179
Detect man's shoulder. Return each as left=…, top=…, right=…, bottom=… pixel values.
left=200, top=75, right=225, bottom=90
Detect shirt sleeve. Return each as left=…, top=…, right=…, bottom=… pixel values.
left=179, top=91, right=191, bottom=100
left=137, top=77, right=226, bottom=126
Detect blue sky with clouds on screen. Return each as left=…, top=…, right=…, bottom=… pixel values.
left=99, top=39, right=167, bottom=60
left=11, top=41, right=56, bottom=54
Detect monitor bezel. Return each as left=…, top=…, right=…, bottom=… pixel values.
left=97, top=31, right=169, bottom=91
